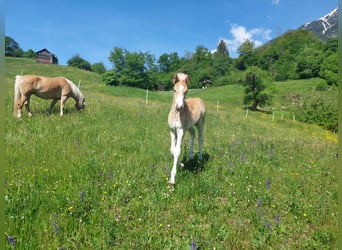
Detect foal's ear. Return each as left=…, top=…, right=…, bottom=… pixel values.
left=184, top=74, right=190, bottom=84
left=173, top=74, right=179, bottom=84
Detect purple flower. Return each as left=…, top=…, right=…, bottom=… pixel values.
left=7, top=235, right=16, bottom=246
left=191, top=239, right=197, bottom=250
left=52, top=212, right=60, bottom=236
left=275, top=214, right=280, bottom=226
left=266, top=179, right=271, bottom=190
left=80, top=191, right=85, bottom=202
left=257, top=198, right=262, bottom=209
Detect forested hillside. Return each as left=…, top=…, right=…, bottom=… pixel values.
left=6, top=29, right=338, bottom=90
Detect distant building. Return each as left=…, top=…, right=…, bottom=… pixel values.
left=36, top=48, right=58, bottom=64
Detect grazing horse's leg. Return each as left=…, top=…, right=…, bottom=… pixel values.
left=47, top=99, right=58, bottom=115
left=188, top=127, right=195, bottom=159
left=60, top=95, right=68, bottom=116
left=24, top=96, right=33, bottom=116
left=17, top=95, right=28, bottom=118
left=169, top=128, right=184, bottom=184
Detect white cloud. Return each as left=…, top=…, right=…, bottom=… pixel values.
left=272, top=0, right=280, bottom=4
left=221, top=24, right=272, bottom=57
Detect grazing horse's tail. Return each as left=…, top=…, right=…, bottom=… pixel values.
left=14, top=75, right=22, bottom=116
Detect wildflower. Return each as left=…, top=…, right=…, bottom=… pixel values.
left=257, top=198, right=262, bottom=209
left=191, top=239, right=197, bottom=250
left=264, top=221, right=271, bottom=228
left=80, top=191, right=85, bottom=202
left=275, top=214, right=280, bottom=226
left=7, top=235, right=16, bottom=247
left=303, top=212, right=307, bottom=217
left=266, top=179, right=271, bottom=190
left=159, top=223, right=163, bottom=228
left=68, top=206, right=74, bottom=212
left=116, top=215, right=122, bottom=222
left=52, top=212, right=60, bottom=236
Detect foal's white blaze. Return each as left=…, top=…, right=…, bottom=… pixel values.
left=174, top=82, right=186, bottom=110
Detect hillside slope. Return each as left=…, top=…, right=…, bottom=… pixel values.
left=5, top=58, right=337, bottom=249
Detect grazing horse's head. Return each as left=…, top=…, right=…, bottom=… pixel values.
left=173, top=73, right=189, bottom=110
left=75, top=96, right=86, bottom=111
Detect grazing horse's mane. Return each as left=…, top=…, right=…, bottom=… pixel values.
left=63, top=78, right=82, bottom=99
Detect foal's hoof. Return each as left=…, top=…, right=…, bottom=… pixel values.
left=168, top=180, right=175, bottom=186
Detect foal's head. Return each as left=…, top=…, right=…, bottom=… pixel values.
left=173, top=73, right=189, bottom=110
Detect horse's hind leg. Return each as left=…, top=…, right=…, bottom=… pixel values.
left=24, top=96, right=33, bottom=116
left=47, top=99, right=58, bottom=115
left=17, top=95, right=28, bottom=118
left=188, top=127, right=195, bottom=159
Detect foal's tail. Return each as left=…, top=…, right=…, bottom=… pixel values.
left=14, top=75, right=22, bottom=116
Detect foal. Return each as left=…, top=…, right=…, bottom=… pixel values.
left=168, top=73, right=205, bottom=184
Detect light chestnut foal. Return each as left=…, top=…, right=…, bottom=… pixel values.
left=168, top=73, right=205, bottom=184
left=14, top=75, right=85, bottom=118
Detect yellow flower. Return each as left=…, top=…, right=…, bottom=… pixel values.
left=303, top=213, right=307, bottom=217
left=68, top=206, right=74, bottom=212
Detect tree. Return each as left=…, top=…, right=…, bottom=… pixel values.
left=236, top=39, right=256, bottom=70
left=5, top=36, right=23, bottom=57
left=91, top=62, right=106, bottom=74
left=296, top=47, right=321, bottom=79
left=213, top=40, right=232, bottom=77
left=157, top=52, right=180, bottom=73
left=23, top=49, right=36, bottom=59
left=319, top=53, right=337, bottom=86
left=243, top=66, right=274, bottom=111
left=217, top=40, right=229, bottom=56
left=67, top=54, right=91, bottom=71
left=107, top=47, right=157, bottom=89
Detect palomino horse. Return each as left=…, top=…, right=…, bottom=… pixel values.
left=168, top=73, right=205, bottom=184
left=14, top=75, right=85, bottom=118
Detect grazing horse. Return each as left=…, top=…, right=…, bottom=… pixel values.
left=168, top=73, right=205, bottom=184
left=14, top=75, right=85, bottom=118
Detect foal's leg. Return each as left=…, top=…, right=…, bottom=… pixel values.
left=197, top=119, right=204, bottom=160
left=169, top=128, right=184, bottom=184
left=188, top=127, right=195, bottom=159
left=47, top=99, right=58, bottom=115
left=170, top=131, right=176, bottom=157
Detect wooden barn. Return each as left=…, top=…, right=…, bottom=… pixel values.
left=36, top=48, right=58, bottom=64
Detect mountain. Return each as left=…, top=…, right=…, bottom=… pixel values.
left=298, top=8, right=338, bottom=41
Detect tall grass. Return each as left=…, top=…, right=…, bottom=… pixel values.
left=5, top=58, right=337, bottom=249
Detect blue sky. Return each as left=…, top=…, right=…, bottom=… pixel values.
left=5, top=0, right=338, bottom=68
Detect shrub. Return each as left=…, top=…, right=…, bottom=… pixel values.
left=315, top=80, right=328, bottom=91
left=294, top=95, right=337, bottom=132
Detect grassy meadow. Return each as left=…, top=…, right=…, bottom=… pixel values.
left=5, top=58, right=338, bottom=249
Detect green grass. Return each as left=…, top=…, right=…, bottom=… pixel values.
left=5, top=58, right=337, bottom=249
